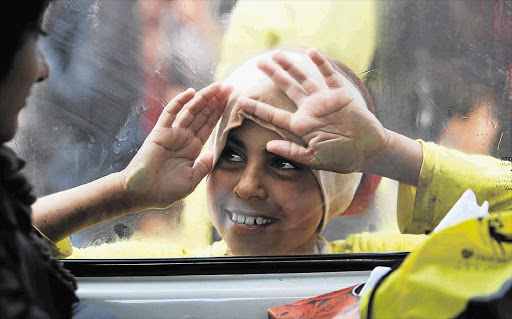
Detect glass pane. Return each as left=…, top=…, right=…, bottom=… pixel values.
left=11, top=0, right=511, bottom=258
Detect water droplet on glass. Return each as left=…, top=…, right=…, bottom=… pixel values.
left=113, top=141, right=122, bottom=154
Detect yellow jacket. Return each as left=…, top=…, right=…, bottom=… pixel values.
left=397, top=140, right=511, bottom=234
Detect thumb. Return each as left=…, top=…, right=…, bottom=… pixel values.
left=192, top=151, right=214, bottom=187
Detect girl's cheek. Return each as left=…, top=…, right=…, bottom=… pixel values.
left=207, top=171, right=234, bottom=206
left=282, top=184, right=323, bottom=220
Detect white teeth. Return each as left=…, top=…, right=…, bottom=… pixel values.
left=245, top=216, right=255, bottom=225
left=231, top=213, right=273, bottom=226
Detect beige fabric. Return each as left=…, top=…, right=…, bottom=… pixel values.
left=208, top=50, right=362, bottom=231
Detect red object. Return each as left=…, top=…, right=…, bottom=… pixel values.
left=268, top=284, right=361, bottom=319
left=343, top=173, right=381, bottom=217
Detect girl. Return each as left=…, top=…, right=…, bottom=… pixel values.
left=70, top=49, right=424, bottom=258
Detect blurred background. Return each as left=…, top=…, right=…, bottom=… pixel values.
left=9, top=0, right=511, bottom=255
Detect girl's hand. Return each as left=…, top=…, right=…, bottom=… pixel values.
left=122, top=82, right=233, bottom=210
left=237, top=48, right=388, bottom=174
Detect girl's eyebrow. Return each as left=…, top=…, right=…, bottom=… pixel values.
left=226, top=135, right=245, bottom=150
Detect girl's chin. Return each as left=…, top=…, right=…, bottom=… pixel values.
left=223, top=234, right=276, bottom=256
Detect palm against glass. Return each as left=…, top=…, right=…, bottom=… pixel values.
left=237, top=49, right=388, bottom=174
left=122, top=82, right=233, bottom=210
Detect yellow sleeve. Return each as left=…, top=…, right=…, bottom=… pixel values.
left=327, top=232, right=426, bottom=253
left=68, top=240, right=188, bottom=259
left=33, top=226, right=73, bottom=259
left=397, top=140, right=512, bottom=234
left=67, top=239, right=229, bottom=259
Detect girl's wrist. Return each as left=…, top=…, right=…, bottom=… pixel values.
left=360, top=127, right=393, bottom=175
left=111, top=170, right=146, bottom=214
left=361, top=129, right=422, bottom=186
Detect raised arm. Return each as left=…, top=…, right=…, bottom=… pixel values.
left=237, top=48, right=422, bottom=185
left=33, top=83, right=233, bottom=242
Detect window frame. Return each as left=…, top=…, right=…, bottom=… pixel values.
left=63, top=252, right=408, bottom=277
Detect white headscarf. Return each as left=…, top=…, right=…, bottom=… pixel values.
left=208, top=50, right=363, bottom=231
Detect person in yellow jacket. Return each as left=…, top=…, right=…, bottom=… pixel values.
left=67, top=48, right=510, bottom=258
left=216, top=0, right=407, bottom=241
left=64, top=48, right=412, bottom=258
left=236, top=47, right=512, bottom=228
left=39, top=0, right=396, bottom=259
left=69, top=48, right=421, bottom=259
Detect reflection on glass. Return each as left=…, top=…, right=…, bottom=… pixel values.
left=11, top=0, right=511, bottom=258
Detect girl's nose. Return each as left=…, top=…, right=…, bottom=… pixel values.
left=233, top=164, right=267, bottom=200
left=35, top=45, right=50, bottom=82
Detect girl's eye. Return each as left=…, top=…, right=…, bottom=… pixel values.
left=272, top=157, right=298, bottom=170
left=220, top=147, right=244, bottom=163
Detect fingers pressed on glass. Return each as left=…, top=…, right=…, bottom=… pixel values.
left=237, top=96, right=292, bottom=132
left=271, top=51, right=321, bottom=95
left=196, top=86, right=233, bottom=143
left=266, top=140, right=311, bottom=166
left=186, top=98, right=218, bottom=133
left=307, top=48, right=343, bottom=89
left=188, top=85, right=231, bottom=133
left=174, top=82, right=223, bottom=128
left=256, top=59, right=307, bottom=106
left=206, top=84, right=233, bottom=117
left=212, top=85, right=233, bottom=109
left=157, top=88, right=195, bottom=128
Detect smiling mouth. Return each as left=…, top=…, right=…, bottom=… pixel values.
left=230, top=212, right=277, bottom=226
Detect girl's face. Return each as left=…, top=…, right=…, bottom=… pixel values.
left=0, top=25, right=50, bottom=143
left=206, top=120, right=324, bottom=256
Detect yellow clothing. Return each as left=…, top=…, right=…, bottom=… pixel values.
left=360, top=211, right=512, bottom=319
left=68, top=239, right=230, bottom=259
left=34, top=225, right=73, bottom=259
left=325, top=232, right=425, bottom=254
left=397, top=140, right=512, bottom=234
left=356, top=143, right=512, bottom=318
left=68, top=232, right=424, bottom=259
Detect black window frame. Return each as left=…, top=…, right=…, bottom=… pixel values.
left=63, top=252, right=408, bottom=277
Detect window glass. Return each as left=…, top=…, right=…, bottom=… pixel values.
left=10, top=0, right=511, bottom=258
